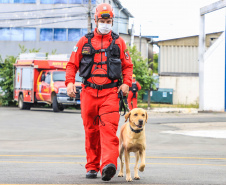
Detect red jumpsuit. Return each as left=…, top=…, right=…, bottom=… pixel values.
left=127, top=80, right=141, bottom=110
left=65, top=28, right=133, bottom=174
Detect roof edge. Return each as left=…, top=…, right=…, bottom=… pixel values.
left=113, top=0, right=134, bottom=18
left=158, top=31, right=223, bottom=42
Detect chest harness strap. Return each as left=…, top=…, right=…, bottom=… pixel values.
left=81, top=31, right=121, bottom=90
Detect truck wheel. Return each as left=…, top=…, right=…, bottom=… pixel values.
left=59, top=105, right=64, bottom=111
left=52, top=95, right=60, bottom=112
left=18, top=94, right=31, bottom=110
left=75, top=104, right=81, bottom=109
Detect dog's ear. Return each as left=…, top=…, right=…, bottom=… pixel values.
left=145, top=110, right=148, bottom=123
left=125, top=112, right=131, bottom=122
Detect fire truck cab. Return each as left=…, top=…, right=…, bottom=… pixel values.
left=14, top=53, right=81, bottom=112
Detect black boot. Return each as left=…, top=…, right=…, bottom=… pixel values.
left=86, top=170, right=97, bottom=179
left=101, top=163, right=116, bottom=181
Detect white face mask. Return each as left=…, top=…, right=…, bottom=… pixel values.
left=98, top=23, right=112, bottom=34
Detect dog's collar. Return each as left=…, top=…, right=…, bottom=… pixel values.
left=130, top=125, right=143, bottom=133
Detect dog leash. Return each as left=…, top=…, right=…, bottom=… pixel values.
left=118, top=90, right=128, bottom=116
left=93, top=111, right=119, bottom=126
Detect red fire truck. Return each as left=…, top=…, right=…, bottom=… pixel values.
left=13, top=53, right=82, bottom=112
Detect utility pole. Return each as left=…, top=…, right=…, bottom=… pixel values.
left=130, top=23, right=134, bottom=47
left=87, top=0, right=92, bottom=33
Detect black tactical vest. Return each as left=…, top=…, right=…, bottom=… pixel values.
left=79, top=31, right=122, bottom=89
left=129, top=82, right=138, bottom=93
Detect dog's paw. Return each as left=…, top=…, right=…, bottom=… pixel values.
left=134, top=176, right=140, bottom=180
left=139, top=165, right=145, bottom=172
left=118, top=172, right=124, bottom=177
left=126, top=175, right=133, bottom=182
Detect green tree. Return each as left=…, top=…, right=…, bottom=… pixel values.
left=0, top=56, right=17, bottom=106
left=29, top=48, right=41, bottom=53
left=152, top=53, right=158, bottom=73
left=0, top=45, right=46, bottom=106
left=128, top=45, right=157, bottom=108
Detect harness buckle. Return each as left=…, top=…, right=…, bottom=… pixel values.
left=98, top=85, right=103, bottom=90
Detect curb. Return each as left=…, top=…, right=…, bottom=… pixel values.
left=147, top=108, right=199, bottom=114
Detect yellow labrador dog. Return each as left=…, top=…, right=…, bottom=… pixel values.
left=118, top=108, right=147, bottom=182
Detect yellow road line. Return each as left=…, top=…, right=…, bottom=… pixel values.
left=0, top=155, right=86, bottom=158
left=146, top=156, right=226, bottom=160
left=0, top=184, right=156, bottom=185
left=0, top=155, right=226, bottom=160
left=0, top=161, right=86, bottom=164
left=0, top=161, right=225, bottom=167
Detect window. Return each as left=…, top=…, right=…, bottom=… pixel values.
left=41, top=72, right=46, bottom=82
left=68, top=29, right=81, bottom=41
left=0, top=27, right=36, bottom=41
left=0, top=28, right=10, bottom=41
left=45, top=73, right=51, bottom=84
left=40, top=28, right=53, bottom=41
left=53, top=71, right=65, bottom=82
left=40, top=0, right=53, bottom=3
left=0, top=0, right=9, bottom=3
left=24, top=0, right=36, bottom=3
left=54, top=28, right=66, bottom=41
left=83, top=0, right=96, bottom=4
left=69, top=0, right=81, bottom=3
left=0, top=0, right=36, bottom=2
left=11, top=28, right=23, bottom=41
left=24, top=28, right=36, bottom=41
left=81, top=28, right=87, bottom=36
left=53, top=0, right=67, bottom=3
left=13, top=0, right=23, bottom=3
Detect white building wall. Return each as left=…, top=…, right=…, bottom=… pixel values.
left=160, top=45, right=199, bottom=74
left=159, top=76, right=199, bottom=105
left=203, top=32, right=225, bottom=112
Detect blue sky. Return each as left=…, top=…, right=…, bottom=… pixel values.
left=120, top=0, right=225, bottom=41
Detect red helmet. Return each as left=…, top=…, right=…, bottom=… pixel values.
left=94, top=3, right=114, bottom=21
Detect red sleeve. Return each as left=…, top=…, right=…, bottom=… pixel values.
left=136, top=82, right=142, bottom=90
left=117, top=37, right=133, bottom=87
left=65, top=36, right=86, bottom=87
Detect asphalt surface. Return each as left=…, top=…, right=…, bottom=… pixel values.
left=0, top=107, right=226, bottom=185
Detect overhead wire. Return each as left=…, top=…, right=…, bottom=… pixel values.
left=0, top=13, right=86, bottom=22
left=0, top=4, right=85, bottom=14
left=0, top=15, right=128, bottom=22
left=10, top=17, right=87, bottom=27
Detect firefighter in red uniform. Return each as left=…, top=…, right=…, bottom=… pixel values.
left=65, top=3, right=133, bottom=181
left=127, top=74, right=141, bottom=110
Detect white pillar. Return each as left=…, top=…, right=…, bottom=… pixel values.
left=225, top=8, right=226, bottom=111
left=198, top=15, right=205, bottom=111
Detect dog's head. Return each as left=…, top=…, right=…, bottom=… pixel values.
left=125, top=108, right=148, bottom=130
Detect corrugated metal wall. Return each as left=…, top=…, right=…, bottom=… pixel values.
left=159, top=45, right=199, bottom=74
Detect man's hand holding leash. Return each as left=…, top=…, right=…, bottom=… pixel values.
left=117, top=84, right=129, bottom=96
left=67, top=82, right=76, bottom=98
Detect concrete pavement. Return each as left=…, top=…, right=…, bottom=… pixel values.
left=0, top=107, right=226, bottom=185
